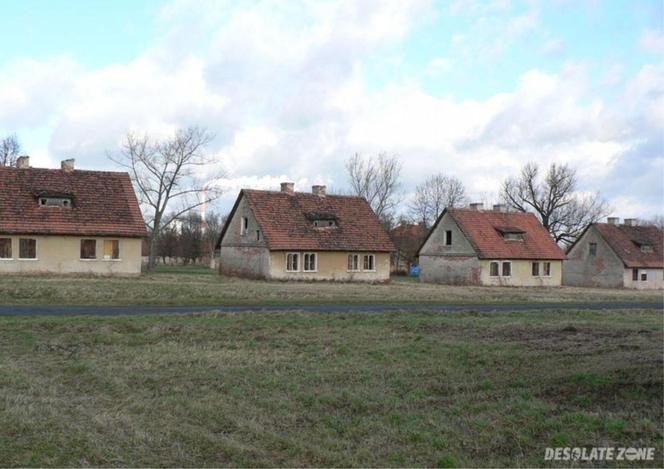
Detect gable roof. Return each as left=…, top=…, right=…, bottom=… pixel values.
left=591, top=223, right=663, bottom=268
left=217, top=189, right=395, bottom=252
left=419, top=208, right=565, bottom=260
left=0, top=166, right=146, bottom=238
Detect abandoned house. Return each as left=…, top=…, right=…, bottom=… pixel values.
left=216, top=183, right=395, bottom=281
left=417, top=204, right=565, bottom=286
left=0, top=157, right=146, bottom=275
left=563, top=218, right=663, bottom=289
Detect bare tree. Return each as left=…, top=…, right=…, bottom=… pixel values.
left=0, top=134, right=21, bottom=167
left=501, top=162, right=609, bottom=246
left=409, top=173, right=467, bottom=226
left=202, top=211, right=225, bottom=268
left=643, top=215, right=664, bottom=231
left=110, top=126, right=224, bottom=271
left=346, top=152, right=402, bottom=222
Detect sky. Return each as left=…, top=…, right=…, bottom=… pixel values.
left=1, top=0, right=662, bottom=218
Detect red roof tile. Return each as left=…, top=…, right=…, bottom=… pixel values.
left=593, top=223, right=663, bottom=268
left=219, top=189, right=395, bottom=252
left=0, top=166, right=147, bottom=237
left=422, top=208, right=565, bottom=260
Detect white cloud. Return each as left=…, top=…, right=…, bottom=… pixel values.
left=640, top=29, right=664, bottom=55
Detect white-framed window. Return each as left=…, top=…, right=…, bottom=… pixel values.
left=347, top=253, right=360, bottom=272
left=444, top=230, right=452, bottom=246
left=363, top=254, right=375, bottom=271
left=286, top=253, right=299, bottom=272
left=103, top=240, right=120, bottom=260
left=501, top=261, right=512, bottom=277
left=542, top=261, right=551, bottom=277
left=531, top=262, right=540, bottom=277
left=240, top=217, right=249, bottom=235
left=303, top=253, right=317, bottom=272
left=490, top=262, right=500, bottom=277
left=0, top=238, right=11, bottom=259
left=18, top=238, right=37, bottom=260
left=641, top=271, right=648, bottom=281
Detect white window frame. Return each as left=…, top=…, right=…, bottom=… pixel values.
left=542, top=261, right=552, bottom=277
left=347, top=253, right=360, bottom=272
left=102, top=239, right=121, bottom=261
left=303, top=252, right=317, bottom=272
left=286, top=252, right=299, bottom=272
left=489, top=261, right=500, bottom=277
left=641, top=271, right=648, bottom=282
left=363, top=254, right=376, bottom=272
left=501, top=261, right=512, bottom=277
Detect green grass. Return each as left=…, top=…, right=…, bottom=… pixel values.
left=0, top=272, right=660, bottom=307
left=0, top=308, right=662, bottom=467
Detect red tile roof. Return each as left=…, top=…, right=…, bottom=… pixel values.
left=219, top=189, right=395, bottom=252
left=421, top=208, right=565, bottom=260
left=0, top=166, right=147, bottom=237
left=593, top=223, right=663, bottom=268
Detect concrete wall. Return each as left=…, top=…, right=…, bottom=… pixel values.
left=562, top=226, right=625, bottom=288
left=623, top=268, right=664, bottom=290
left=479, top=259, right=562, bottom=286
left=419, top=212, right=481, bottom=284
left=269, top=251, right=391, bottom=282
left=0, top=235, right=142, bottom=275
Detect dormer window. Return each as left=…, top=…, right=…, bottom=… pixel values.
left=639, top=244, right=653, bottom=253
left=496, top=226, right=525, bottom=241
left=312, top=219, right=337, bottom=228
left=307, top=212, right=338, bottom=229
left=38, top=197, right=72, bottom=208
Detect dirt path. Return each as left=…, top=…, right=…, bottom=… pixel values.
left=0, top=301, right=661, bottom=316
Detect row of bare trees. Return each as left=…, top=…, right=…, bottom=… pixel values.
left=156, top=212, right=224, bottom=266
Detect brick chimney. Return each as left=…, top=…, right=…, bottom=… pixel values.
left=607, top=217, right=620, bottom=225
left=492, top=204, right=507, bottom=212
left=61, top=158, right=75, bottom=172
left=623, top=218, right=637, bottom=226
left=312, top=185, right=326, bottom=197
left=16, top=155, right=30, bottom=169
left=469, top=202, right=484, bottom=210
left=280, top=182, right=294, bottom=194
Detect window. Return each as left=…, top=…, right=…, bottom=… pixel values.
left=286, top=253, right=299, bottom=272
left=632, top=268, right=638, bottom=281
left=641, top=272, right=648, bottom=281
left=531, top=262, right=540, bottom=277
left=80, top=239, right=96, bottom=259
left=589, top=243, right=597, bottom=256
left=363, top=254, right=375, bottom=271
left=303, top=253, right=317, bottom=272
left=39, top=197, right=72, bottom=208
left=240, top=217, right=248, bottom=235
left=0, top=238, right=11, bottom=259
left=313, top=219, right=337, bottom=228
left=543, top=262, right=551, bottom=277
left=502, top=232, right=523, bottom=241
left=490, top=262, right=500, bottom=277
left=640, top=244, right=654, bottom=253
left=19, top=238, right=36, bottom=259
left=444, top=230, right=452, bottom=246
left=501, top=262, right=512, bottom=277
left=103, top=240, right=119, bottom=260
left=347, top=253, right=360, bottom=271
left=256, top=230, right=261, bottom=242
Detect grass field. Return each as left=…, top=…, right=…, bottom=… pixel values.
left=0, top=308, right=662, bottom=467
left=0, top=267, right=661, bottom=307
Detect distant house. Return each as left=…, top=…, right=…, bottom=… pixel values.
left=0, top=157, right=146, bottom=275
left=390, top=222, right=428, bottom=274
left=417, top=204, right=565, bottom=286
left=563, top=218, right=663, bottom=289
left=216, top=183, right=395, bottom=281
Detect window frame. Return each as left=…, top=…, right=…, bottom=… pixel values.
left=18, top=238, right=37, bottom=260
left=489, top=261, right=500, bottom=277
left=240, top=217, right=249, bottom=236
left=303, top=252, right=317, bottom=272
left=286, top=252, right=299, bottom=272
left=103, top=240, right=120, bottom=261
left=0, top=238, right=12, bottom=260
left=501, top=261, right=512, bottom=277
left=641, top=272, right=648, bottom=282
left=444, top=230, right=452, bottom=246
left=363, top=254, right=376, bottom=272
left=531, top=261, right=540, bottom=277
left=542, top=261, right=552, bottom=277
left=256, top=230, right=261, bottom=242
left=589, top=242, right=597, bottom=257
left=632, top=268, right=638, bottom=281
left=347, top=253, right=360, bottom=272
left=80, top=239, right=97, bottom=260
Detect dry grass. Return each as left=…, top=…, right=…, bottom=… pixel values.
left=0, top=308, right=662, bottom=467
left=0, top=272, right=661, bottom=306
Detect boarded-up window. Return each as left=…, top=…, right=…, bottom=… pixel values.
left=531, top=262, right=539, bottom=276
left=303, top=253, right=317, bottom=272
left=80, top=239, right=96, bottom=259
left=286, top=253, right=299, bottom=272
left=489, top=262, right=499, bottom=277
left=501, top=262, right=511, bottom=277
left=0, top=238, right=11, bottom=258
left=589, top=243, right=597, bottom=256
left=347, top=254, right=360, bottom=271
left=103, top=240, right=120, bottom=260
left=19, top=239, right=36, bottom=259
left=543, top=262, right=551, bottom=277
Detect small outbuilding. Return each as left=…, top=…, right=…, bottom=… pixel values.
left=417, top=204, right=565, bottom=286
left=216, top=183, right=395, bottom=281
left=563, top=218, right=663, bottom=289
